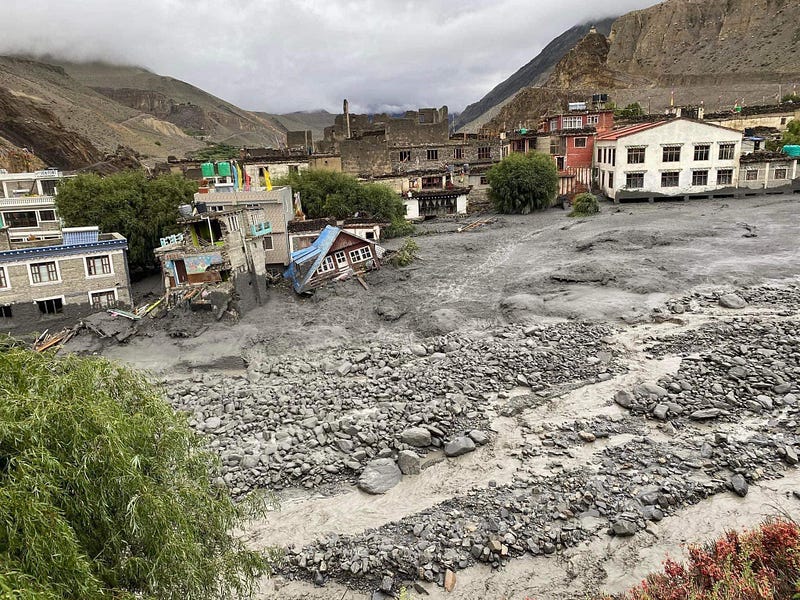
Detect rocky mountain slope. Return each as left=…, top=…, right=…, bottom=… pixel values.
left=454, top=19, right=615, bottom=132
left=483, top=0, right=800, bottom=132
left=0, top=56, right=329, bottom=172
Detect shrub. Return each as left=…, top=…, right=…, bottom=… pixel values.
left=390, top=238, right=419, bottom=267
left=595, top=519, right=800, bottom=600
left=569, top=192, right=600, bottom=218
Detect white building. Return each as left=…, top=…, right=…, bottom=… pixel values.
left=595, top=119, right=743, bottom=202
left=403, top=188, right=469, bottom=220
left=0, top=169, right=72, bottom=242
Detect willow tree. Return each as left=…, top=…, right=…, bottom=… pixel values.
left=487, top=152, right=559, bottom=214
left=0, top=349, right=277, bottom=599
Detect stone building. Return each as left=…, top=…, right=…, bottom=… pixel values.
left=0, top=226, right=132, bottom=333
left=738, top=152, right=800, bottom=193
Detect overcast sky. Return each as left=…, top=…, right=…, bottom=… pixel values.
left=2, top=0, right=659, bottom=115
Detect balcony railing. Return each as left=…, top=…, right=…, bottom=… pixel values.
left=249, top=222, right=272, bottom=237
left=0, top=195, right=56, bottom=208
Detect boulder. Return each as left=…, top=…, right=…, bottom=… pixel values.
left=444, top=436, right=476, bottom=457
left=730, top=473, right=749, bottom=497
left=614, top=390, right=635, bottom=409
left=719, top=294, right=747, bottom=309
left=611, top=519, right=638, bottom=536
left=401, top=427, right=432, bottom=447
left=358, top=459, right=402, bottom=494
left=397, top=450, right=422, bottom=475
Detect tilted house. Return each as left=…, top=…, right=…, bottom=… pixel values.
left=284, top=225, right=383, bottom=293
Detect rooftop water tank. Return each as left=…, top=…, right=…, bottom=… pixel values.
left=783, top=145, right=800, bottom=157
left=217, top=162, right=232, bottom=177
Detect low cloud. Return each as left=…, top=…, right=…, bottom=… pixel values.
left=1, top=0, right=659, bottom=114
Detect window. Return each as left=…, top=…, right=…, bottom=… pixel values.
left=262, top=236, right=274, bottom=251
left=587, top=115, right=599, bottom=125
left=86, top=255, right=112, bottom=276
left=746, top=169, right=759, bottom=181
left=717, top=169, right=734, bottom=185
left=37, top=297, right=63, bottom=315
left=692, top=170, right=709, bottom=186
left=0, top=267, right=7, bottom=289
left=781, top=117, right=788, bottom=125
left=399, top=150, right=411, bottom=162
left=210, top=205, right=225, bottom=212
left=608, top=172, right=613, bottom=188
left=0, top=305, right=11, bottom=319
left=316, top=256, right=335, bottom=275
left=549, top=118, right=558, bottom=131
left=334, top=251, right=348, bottom=268
left=349, top=246, right=373, bottom=263
left=478, top=147, right=491, bottom=160
left=627, top=147, right=645, bottom=164
left=38, top=209, right=57, bottom=222
left=626, top=173, right=644, bottom=189
left=3, top=211, right=37, bottom=228
left=718, top=144, right=735, bottom=160
left=426, top=149, right=439, bottom=161
left=597, top=148, right=602, bottom=163
left=694, top=145, right=710, bottom=161
left=90, top=290, right=117, bottom=309
left=227, top=214, right=240, bottom=232
left=40, top=180, right=57, bottom=196
left=562, top=116, right=582, bottom=129
left=611, top=149, right=616, bottom=166
left=422, top=176, right=441, bottom=189
left=662, top=146, right=681, bottom=162
left=480, top=176, right=489, bottom=185
left=661, top=171, right=679, bottom=187
left=774, top=168, right=788, bottom=180
left=30, top=261, right=59, bottom=284
left=574, top=137, right=587, bottom=148
left=453, top=147, right=463, bottom=160
left=288, top=165, right=299, bottom=174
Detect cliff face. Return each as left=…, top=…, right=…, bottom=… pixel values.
left=607, top=0, right=800, bottom=84
left=485, top=0, right=800, bottom=133
left=454, top=19, right=615, bottom=132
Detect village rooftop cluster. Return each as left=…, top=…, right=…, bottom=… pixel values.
left=0, top=96, right=798, bottom=334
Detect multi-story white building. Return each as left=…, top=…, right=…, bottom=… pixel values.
left=0, top=169, right=72, bottom=242
left=595, top=119, right=743, bottom=202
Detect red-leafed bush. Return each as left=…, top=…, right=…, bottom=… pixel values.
left=593, top=519, right=800, bottom=600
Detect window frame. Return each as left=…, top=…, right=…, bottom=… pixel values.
left=0, top=266, right=8, bottom=290
left=85, top=254, right=113, bottom=278
left=574, top=137, right=587, bottom=148
left=625, top=172, right=645, bottom=189
left=745, top=169, right=759, bottom=181
left=29, top=261, right=60, bottom=285
left=691, top=169, right=709, bottom=186
left=718, top=143, right=736, bottom=160
left=316, top=255, right=335, bottom=275
left=3, top=211, right=38, bottom=228
left=426, top=149, right=439, bottom=161
left=88, top=288, right=118, bottom=309
left=661, top=171, right=680, bottom=188
left=477, top=147, right=491, bottom=160
left=693, top=144, right=710, bottom=161
left=587, top=115, right=600, bottom=125
left=453, top=147, right=463, bottom=160
left=662, top=146, right=681, bottom=162
left=774, top=167, right=788, bottom=180
left=0, top=305, right=11, bottom=319
left=562, top=116, right=583, bottom=129
left=716, top=168, right=734, bottom=185
left=334, top=250, right=348, bottom=268
left=348, top=246, right=373, bottom=264
left=399, top=150, right=411, bottom=162
left=627, top=147, right=646, bottom=164
left=262, top=235, right=274, bottom=251
left=35, top=296, right=64, bottom=315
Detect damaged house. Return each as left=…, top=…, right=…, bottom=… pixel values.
left=284, top=225, right=384, bottom=294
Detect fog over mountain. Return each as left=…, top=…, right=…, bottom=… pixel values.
left=1, top=0, right=658, bottom=114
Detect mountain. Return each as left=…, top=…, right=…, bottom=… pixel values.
left=264, top=111, right=336, bottom=142
left=0, top=56, right=307, bottom=172
left=483, top=0, right=800, bottom=133
left=454, top=19, right=615, bottom=132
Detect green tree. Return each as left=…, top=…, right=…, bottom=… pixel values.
left=487, top=152, right=558, bottom=214
left=274, top=169, right=413, bottom=237
left=781, top=119, right=800, bottom=147
left=568, top=192, right=600, bottom=218
left=191, top=143, right=240, bottom=162
left=615, top=102, right=645, bottom=118
left=56, top=171, right=197, bottom=273
left=0, top=349, right=277, bottom=599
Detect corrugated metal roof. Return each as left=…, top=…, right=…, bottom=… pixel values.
left=284, top=225, right=342, bottom=293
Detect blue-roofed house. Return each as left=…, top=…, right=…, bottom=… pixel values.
left=284, top=225, right=382, bottom=293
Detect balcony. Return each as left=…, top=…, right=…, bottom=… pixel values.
left=249, top=222, right=272, bottom=237
left=0, top=195, right=56, bottom=208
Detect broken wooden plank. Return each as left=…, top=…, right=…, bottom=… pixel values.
left=106, top=309, right=141, bottom=320
left=356, top=275, right=369, bottom=290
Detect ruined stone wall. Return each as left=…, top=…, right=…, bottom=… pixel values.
left=341, top=136, right=391, bottom=176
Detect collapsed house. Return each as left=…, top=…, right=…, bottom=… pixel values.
left=284, top=225, right=384, bottom=294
